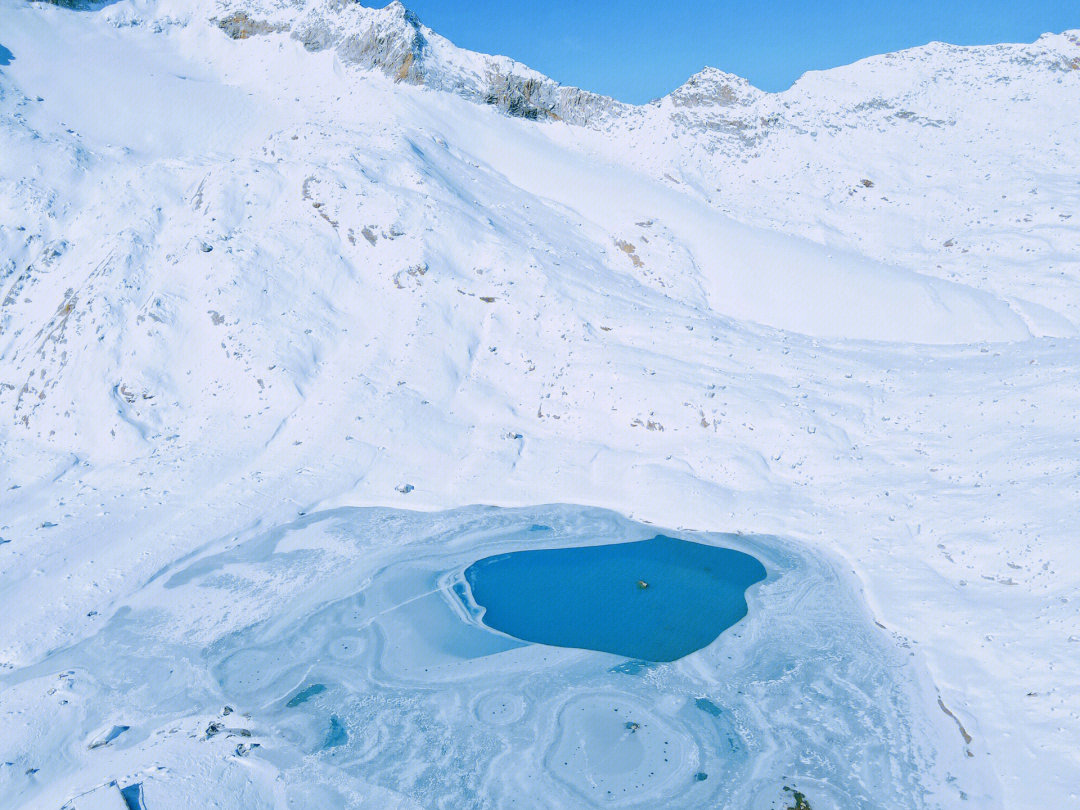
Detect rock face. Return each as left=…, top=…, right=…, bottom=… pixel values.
left=216, top=0, right=627, bottom=123
left=661, top=67, right=769, bottom=144
left=216, top=11, right=288, bottom=39
left=290, top=0, right=426, bottom=83
left=478, top=68, right=619, bottom=124
left=668, top=67, right=762, bottom=109
left=206, top=0, right=1080, bottom=153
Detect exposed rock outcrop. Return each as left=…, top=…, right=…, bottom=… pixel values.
left=206, top=0, right=1080, bottom=152
left=216, top=11, right=288, bottom=39
left=213, top=0, right=628, bottom=124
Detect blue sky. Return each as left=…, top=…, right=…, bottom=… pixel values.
left=387, top=0, right=1078, bottom=102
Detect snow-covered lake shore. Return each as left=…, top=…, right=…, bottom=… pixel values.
left=1, top=1, right=1078, bottom=806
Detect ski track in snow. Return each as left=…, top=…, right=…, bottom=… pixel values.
left=0, top=1, right=1078, bottom=808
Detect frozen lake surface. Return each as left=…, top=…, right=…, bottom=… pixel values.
left=464, top=535, right=767, bottom=661
left=4, top=506, right=975, bottom=809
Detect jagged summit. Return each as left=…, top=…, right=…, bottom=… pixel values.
left=205, top=0, right=1080, bottom=137
left=667, top=67, right=763, bottom=108
left=207, top=0, right=771, bottom=125
left=209, top=0, right=625, bottom=123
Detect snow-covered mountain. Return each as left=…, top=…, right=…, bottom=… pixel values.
left=229, top=0, right=627, bottom=124
left=1, top=1, right=1078, bottom=808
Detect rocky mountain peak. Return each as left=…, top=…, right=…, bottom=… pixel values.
left=209, top=1, right=1080, bottom=141
left=212, top=0, right=628, bottom=123
left=667, top=66, right=764, bottom=108
left=283, top=0, right=427, bottom=83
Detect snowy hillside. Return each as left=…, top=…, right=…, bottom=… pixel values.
left=1, top=0, right=1078, bottom=808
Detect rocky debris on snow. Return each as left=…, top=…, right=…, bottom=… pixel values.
left=87, top=725, right=129, bottom=750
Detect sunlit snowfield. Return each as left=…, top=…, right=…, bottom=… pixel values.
left=3, top=506, right=983, bottom=809
left=2, top=0, right=1080, bottom=807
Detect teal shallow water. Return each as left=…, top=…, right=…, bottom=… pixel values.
left=465, top=536, right=767, bottom=662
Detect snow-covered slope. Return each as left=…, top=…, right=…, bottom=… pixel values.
left=1, top=1, right=1078, bottom=808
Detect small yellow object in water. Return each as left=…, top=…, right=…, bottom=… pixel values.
left=637, top=580, right=649, bottom=589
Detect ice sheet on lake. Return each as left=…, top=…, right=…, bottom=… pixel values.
left=2, top=506, right=988, bottom=809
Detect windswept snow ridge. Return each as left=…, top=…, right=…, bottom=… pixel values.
left=1, top=1, right=1079, bottom=809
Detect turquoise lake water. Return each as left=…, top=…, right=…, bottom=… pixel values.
left=464, top=535, right=768, bottom=662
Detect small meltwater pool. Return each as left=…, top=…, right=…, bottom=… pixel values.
left=463, top=536, right=767, bottom=662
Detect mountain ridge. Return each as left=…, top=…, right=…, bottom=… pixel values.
left=189, top=0, right=1080, bottom=126
left=3, top=3, right=1080, bottom=806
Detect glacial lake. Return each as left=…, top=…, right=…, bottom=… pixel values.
left=465, top=535, right=768, bottom=662
left=6, top=506, right=979, bottom=810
